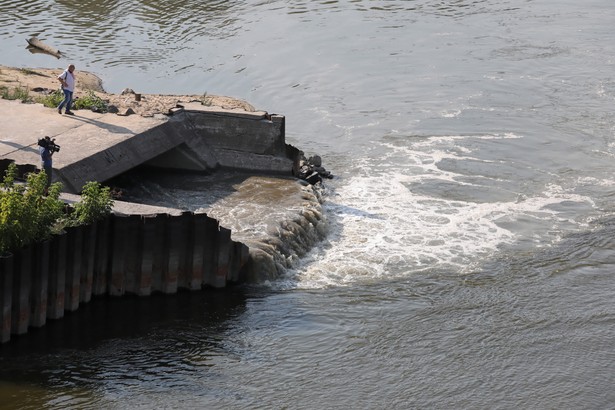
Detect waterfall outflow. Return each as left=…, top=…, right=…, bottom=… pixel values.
left=108, top=169, right=330, bottom=283
left=242, top=183, right=328, bottom=282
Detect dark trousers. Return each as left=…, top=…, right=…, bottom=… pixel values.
left=43, top=165, right=52, bottom=190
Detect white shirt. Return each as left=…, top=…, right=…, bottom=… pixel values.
left=58, top=69, right=75, bottom=92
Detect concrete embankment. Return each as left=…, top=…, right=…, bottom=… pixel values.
left=0, top=170, right=329, bottom=344
left=0, top=97, right=316, bottom=275
left=0, top=99, right=299, bottom=194
left=0, top=88, right=332, bottom=342
left=0, top=201, right=249, bottom=344
left=0, top=92, right=328, bottom=343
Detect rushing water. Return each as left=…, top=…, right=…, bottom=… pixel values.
left=2, top=0, right=615, bottom=408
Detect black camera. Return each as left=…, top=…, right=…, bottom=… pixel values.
left=38, top=136, right=60, bottom=153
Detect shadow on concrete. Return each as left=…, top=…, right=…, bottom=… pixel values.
left=64, top=113, right=135, bottom=134
left=0, top=140, right=40, bottom=154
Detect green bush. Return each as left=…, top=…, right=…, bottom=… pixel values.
left=0, top=164, right=115, bottom=254
left=73, top=91, right=108, bottom=112
left=0, top=85, right=32, bottom=103
left=0, top=163, right=64, bottom=255
left=69, top=181, right=114, bottom=226
left=38, top=89, right=63, bottom=108
left=38, top=90, right=109, bottom=112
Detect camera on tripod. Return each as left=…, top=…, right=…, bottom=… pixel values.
left=38, top=136, right=60, bottom=153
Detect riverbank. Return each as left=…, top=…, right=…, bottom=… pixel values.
left=0, top=65, right=255, bottom=116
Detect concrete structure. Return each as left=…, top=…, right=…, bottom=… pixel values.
left=0, top=98, right=318, bottom=344
left=0, top=99, right=300, bottom=193
left=0, top=208, right=249, bottom=343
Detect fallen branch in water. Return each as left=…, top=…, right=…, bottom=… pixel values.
left=26, top=36, right=62, bottom=59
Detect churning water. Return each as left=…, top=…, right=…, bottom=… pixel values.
left=1, top=0, right=615, bottom=408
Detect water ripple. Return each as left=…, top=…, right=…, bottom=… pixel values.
left=0, top=0, right=245, bottom=71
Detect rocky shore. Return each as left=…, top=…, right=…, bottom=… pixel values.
left=0, top=65, right=255, bottom=117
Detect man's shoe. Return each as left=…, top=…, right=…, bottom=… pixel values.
left=65, top=111, right=75, bottom=115
left=58, top=108, right=62, bottom=114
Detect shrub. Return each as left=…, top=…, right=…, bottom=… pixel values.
left=0, top=163, right=64, bottom=255
left=69, top=181, right=114, bottom=226
left=0, top=163, right=115, bottom=254
left=38, top=90, right=108, bottom=113
left=0, top=85, right=32, bottom=103
left=73, top=91, right=108, bottom=112
left=38, top=89, right=63, bottom=108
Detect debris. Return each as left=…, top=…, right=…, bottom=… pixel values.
left=117, top=107, right=136, bottom=116
left=25, top=37, right=62, bottom=59
left=297, top=154, right=333, bottom=185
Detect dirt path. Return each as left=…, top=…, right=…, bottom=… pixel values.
left=0, top=65, right=255, bottom=117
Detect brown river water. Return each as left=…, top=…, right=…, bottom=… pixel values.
left=1, top=0, right=615, bottom=408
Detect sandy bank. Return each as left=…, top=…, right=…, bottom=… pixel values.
left=0, top=65, right=255, bottom=117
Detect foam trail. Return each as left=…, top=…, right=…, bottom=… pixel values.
left=278, top=133, right=596, bottom=290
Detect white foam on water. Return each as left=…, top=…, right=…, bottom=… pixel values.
left=279, top=133, right=597, bottom=290
left=441, top=109, right=461, bottom=118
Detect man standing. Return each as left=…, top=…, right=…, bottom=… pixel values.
left=39, top=136, right=54, bottom=194
left=57, top=64, right=75, bottom=115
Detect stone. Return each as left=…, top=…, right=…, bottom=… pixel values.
left=308, top=155, right=322, bottom=167
left=117, top=107, right=136, bottom=116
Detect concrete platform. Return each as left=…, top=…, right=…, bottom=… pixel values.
left=0, top=99, right=168, bottom=191
left=60, top=192, right=183, bottom=216
left=0, top=98, right=294, bottom=194
left=0, top=99, right=166, bottom=163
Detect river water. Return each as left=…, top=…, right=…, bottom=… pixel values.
left=2, top=0, right=615, bottom=408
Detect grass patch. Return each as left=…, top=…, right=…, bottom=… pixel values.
left=37, top=89, right=109, bottom=112
left=74, top=91, right=108, bottom=112
left=0, top=85, right=32, bottom=102
left=37, top=89, right=63, bottom=108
